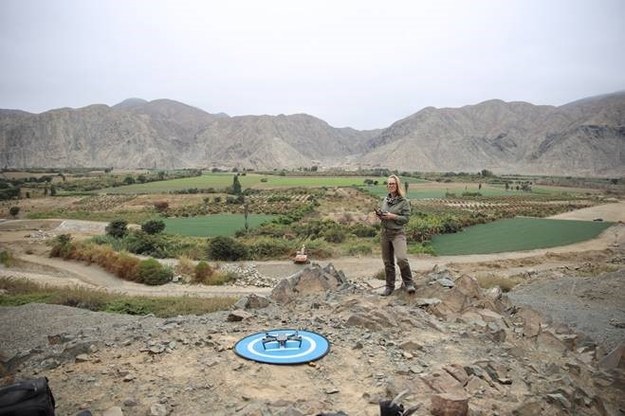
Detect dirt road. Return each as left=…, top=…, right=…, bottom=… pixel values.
left=1, top=202, right=624, bottom=295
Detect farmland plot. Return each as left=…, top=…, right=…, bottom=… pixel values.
left=162, top=214, right=276, bottom=237
left=431, top=217, right=613, bottom=255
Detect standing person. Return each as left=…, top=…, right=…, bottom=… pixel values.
left=376, top=175, right=415, bottom=296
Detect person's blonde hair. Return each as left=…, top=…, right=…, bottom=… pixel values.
left=388, top=175, right=404, bottom=197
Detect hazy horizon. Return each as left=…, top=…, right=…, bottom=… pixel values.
left=1, top=0, right=624, bottom=129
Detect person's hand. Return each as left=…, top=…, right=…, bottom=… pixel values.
left=381, top=212, right=394, bottom=220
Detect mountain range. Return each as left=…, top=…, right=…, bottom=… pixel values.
left=1, top=92, right=624, bottom=176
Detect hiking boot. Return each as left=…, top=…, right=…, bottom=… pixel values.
left=381, top=287, right=394, bottom=296
left=404, top=283, right=416, bottom=294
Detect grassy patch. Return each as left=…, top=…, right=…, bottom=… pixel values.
left=0, top=277, right=237, bottom=317
left=102, top=296, right=236, bottom=316
left=431, top=217, right=613, bottom=255
left=0, top=250, right=14, bottom=267
left=162, top=214, right=276, bottom=237
left=407, top=243, right=436, bottom=255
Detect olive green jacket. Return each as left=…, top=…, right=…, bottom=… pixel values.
left=379, top=194, right=411, bottom=233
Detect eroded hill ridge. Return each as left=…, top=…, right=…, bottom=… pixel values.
left=1, top=91, right=624, bottom=175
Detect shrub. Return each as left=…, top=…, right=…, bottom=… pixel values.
left=207, top=236, right=248, bottom=261
left=137, top=259, right=173, bottom=285
left=106, top=219, right=128, bottom=238
left=175, top=256, right=196, bottom=281
left=9, top=206, right=20, bottom=218
left=125, top=231, right=168, bottom=257
left=105, top=299, right=152, bottom=315
left=253, top=223, right=291, bottom=238
left=77, top=243, right=104, bottom=265
left=193, top=261, right=215, bottom=284
left=90, top=234, right=126, bottom=251
left=112, top=252, right=141, bottom=281
left=323, top=228, right=346, bottom=244
left=142, top=219, right=166, bottom=235
left=350, top=223, right=378, bottom=238
left=154, top=201, right=169, bottom=213
left=226, top=195, right=244, bottom=204
left=346, top=243, right=372, bottom=256
left=247, top=238, right=291, bottom=260
left=56, top=286, right=107, bottom=311
left=0, top=250, right=14, bottom=267
left=205, top=270, right=237, bottom=286
left=373, top=268, right=386, bottom=280
left=303, top=240, right=334, bottom=259
left=49, top=234, right=74, bottom=258
left=440, top=216, right=462, bottom=233
left=177, top=241, right=207, bottom=261
left=407, top=243, right=435, bottom=255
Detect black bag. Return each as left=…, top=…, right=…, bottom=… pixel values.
left=0, top=377, right=55, bottom=416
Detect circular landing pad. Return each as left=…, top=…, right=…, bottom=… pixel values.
left=234, top=329, right=330, bottom=365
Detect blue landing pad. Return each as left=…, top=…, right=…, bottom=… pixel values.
left=234, top=329, right=330, bottom=365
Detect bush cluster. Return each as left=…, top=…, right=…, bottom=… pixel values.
left=124, top=231, right=171, bottom=258
left=350, top=223, right=378, bottom=238
left=49, top=236, right=172, bottom=285
left=323, top=228, right=346, bottom=243
left=207, top=236, right=248, bottom=261
left=345, top=243, right=372, bottom=256
left=405, top=215, right=463, bottom=243
left=49, top=234, right=75, bottom=258
left=95, top=220, right=202, bottom=259
left=193, top=261, right=214, bottom=283
left=246, top=238, right=292, bottom=260
left=191, top=261, right=233, bottom=285
left=106, top=219, right=128, bottom=238
left=137, top=258, right=173, bottom=285
left=142, top=219, right=166, bottom=234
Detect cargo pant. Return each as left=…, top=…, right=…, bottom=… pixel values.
left=380, top=229, right=414, bottom=290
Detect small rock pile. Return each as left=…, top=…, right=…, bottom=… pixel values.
left=25, top=229, right=55, bottom=240
left=219, top=262, right=278, bottom=287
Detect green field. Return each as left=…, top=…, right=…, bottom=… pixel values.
left=430, top=217, right=613, bottom=255
left=367, top=183, right=548, bottom=200
left=162, top=214, right=276, bottom=237
left=101, top=173, right=390, bottom=194
left=96, top=172, right=587, bottom=199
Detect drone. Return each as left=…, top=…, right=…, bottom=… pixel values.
left=261, top=330, right=303, bottom=350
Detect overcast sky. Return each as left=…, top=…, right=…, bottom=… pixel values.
left=1, top=0, right=624, bottom=130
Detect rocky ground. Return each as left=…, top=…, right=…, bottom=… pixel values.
left=1, top=203, right=624, bottom=416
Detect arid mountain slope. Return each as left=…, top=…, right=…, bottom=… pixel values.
left=359, top=92, right=625, bottom=175
left=0, top=92, right=623, bottom=175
